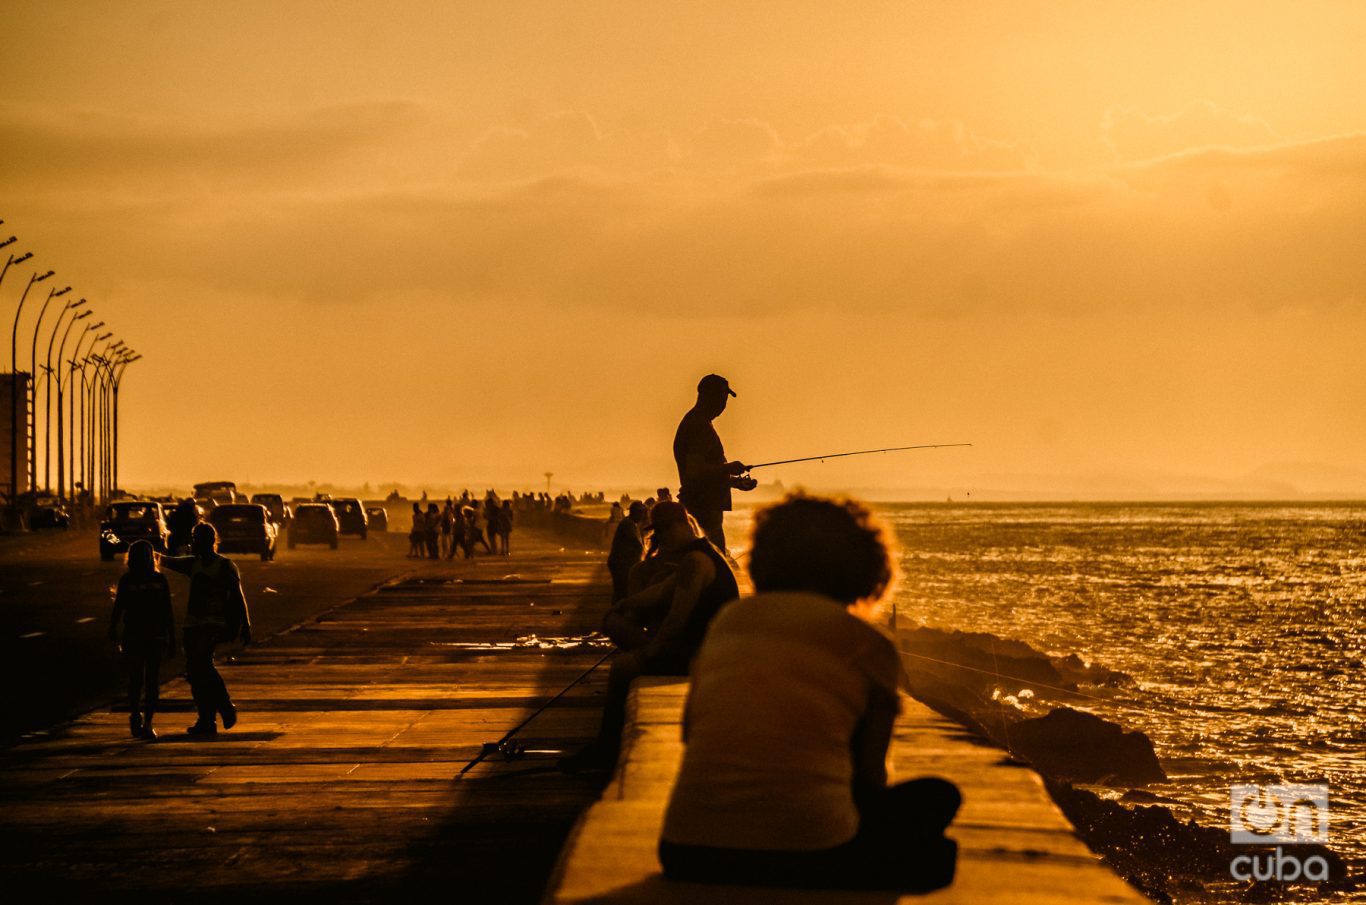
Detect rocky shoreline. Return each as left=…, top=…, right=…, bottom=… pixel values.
left=895, top=625, right=1358, bottom=903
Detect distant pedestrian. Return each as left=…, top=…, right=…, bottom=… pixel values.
left=461, top=507, right=492, bottom=558
left=447, top=505, right=466, bottom=560
left=161, top=523, right=252, bottom=737
left=495, top=499, right=514, bottom=555
left=425, top=503, right=441, bottom=559
left=408, top=502, right=425, bottom=558
left=440, top=500, right=457, bottom=559
left=108, top=540, right=176, bottom=740
left=167, top=497, right=199, bottom=554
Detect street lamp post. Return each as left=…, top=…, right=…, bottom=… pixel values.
left=91, top=343, right=124, bottom=505
left=28, top=283, right=71, bottom=491
left=0, top=248, right=32, bottom=291
left=65, top=320, right=102, bottom=504
left=110, top=352, right=138, bottom=497
left=44, top=297, right=87, bottom=492
left=53, top=308, right=93, bottom=500
left=81, top=334, right=113, bottom=506
left=9, top=267, right=52, bottom=508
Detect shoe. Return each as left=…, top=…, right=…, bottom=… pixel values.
left=128, top=713, right=143, bottom=738
left=186, top=720, right=218, bottom=737
left=220, top=701, right=237, bottom=730
left=140, top=726, right=159, bottom=741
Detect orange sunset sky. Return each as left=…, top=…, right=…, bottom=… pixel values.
left=2, top=1, right=1363, bottom=498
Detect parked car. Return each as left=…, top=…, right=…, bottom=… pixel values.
left=99, top=501, right=169, bottom=559
left=328, top=498, right=368, bottom=539
left=26, top=494, right=70, bottom=530
left=289, top=503, right=340, bottom=549
left=208, top=504, right=278, bottom=561
left=250, top=493, right=292, bottom=527
left=193, top=481, right=237, bottom=513
left=364, top=505, right=389, bottom=532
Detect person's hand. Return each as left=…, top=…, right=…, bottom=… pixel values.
left=734, top=476, right=759, bottom=492
left=724, top=461, right=749, bottom=476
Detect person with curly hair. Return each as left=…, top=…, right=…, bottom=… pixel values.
left=658, top=493, right=960, bottom=892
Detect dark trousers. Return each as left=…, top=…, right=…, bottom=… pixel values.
left=607, top=560, right=632, bottom=602
left=124, top=642, right=161, bottom=718
left=659, top=778, right=961, bottom=892
left=595, top=649, right=688, bottom=756
left=183, top=626, right=230, bottom=725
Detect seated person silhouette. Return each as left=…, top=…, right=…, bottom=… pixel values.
left=658, top=493, right=960, bottom=892
left=562, top=502, right=738, bottom=773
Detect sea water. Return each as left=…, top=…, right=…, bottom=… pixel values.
left=729, top=502, right=1365, bottom=870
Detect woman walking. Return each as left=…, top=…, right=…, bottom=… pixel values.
left=108, top=540, right=176, bottom=739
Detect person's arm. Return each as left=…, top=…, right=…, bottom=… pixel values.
left=851, top=640, right=903, bottom=808
left=108, top=575, right=127, bottom=642
left=227, top=562, right=252, bottom=645
left=603, top=575, right=678, bottom=650
left=644, top=552, right=715, bottom=660
left=851, top=685, right=899, bottom=809
left=161, top=576, right=177, bottom=658
left=682, top=451, right=748, bottom=486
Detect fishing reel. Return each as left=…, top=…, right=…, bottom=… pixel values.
left=479, top=740, right=526, bottom=761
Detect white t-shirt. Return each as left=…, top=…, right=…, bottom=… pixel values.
left=660, top=591, right=902, bottom=851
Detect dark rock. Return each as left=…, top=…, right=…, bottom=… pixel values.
left=1048, top=780, right=1352, bottom=903
left=1009, top=707, right=1167, bottom=785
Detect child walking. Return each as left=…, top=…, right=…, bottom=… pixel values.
left=108, top=540, right=176, bottom=740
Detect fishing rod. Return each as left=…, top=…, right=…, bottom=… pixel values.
left=458, top=647, right=614, bottom=777
left=745, top=443, right=972, bottom=470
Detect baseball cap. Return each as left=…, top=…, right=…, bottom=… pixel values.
left=697, top=374, right=736, bottom=397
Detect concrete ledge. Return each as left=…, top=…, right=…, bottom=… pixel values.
left=544, top=678, right=1148, bottom=904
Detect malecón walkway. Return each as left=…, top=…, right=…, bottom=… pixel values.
left=0, top=529, right=614, bottom=902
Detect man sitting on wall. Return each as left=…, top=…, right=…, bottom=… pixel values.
left=562, top=502, right=738, bottom=773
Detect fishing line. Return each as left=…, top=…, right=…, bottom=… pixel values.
left=895, top=646, right=1162, bottom=721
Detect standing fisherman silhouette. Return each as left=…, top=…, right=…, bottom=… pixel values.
left=673, top=374, right=757, bottom=551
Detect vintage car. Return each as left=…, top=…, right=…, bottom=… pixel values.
left=363, top=504, right=389, bottom=532
left=193, top=481, right=238, bottom=511
left=99, top=501, right=170, bottom=559
left=27, top=494, right=71, bottom=530
left=208, top=504, right=278, bottom=561
left=289, top=503, right=340, bottom=549
left=328, top=498, right=368, bottom=539
left=250, top=493, right=292, bottom=527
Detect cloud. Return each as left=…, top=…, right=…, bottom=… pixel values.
left=1101, top=100, right=1279, bottom=162
left=5, top=98, right=1360, bottom=322
left=789, top=115, right=1034, bottom=172
left=0, top=100, right=428, bottom=193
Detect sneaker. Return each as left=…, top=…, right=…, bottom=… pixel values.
left=220, top=701, right=237, bottom=730
left=186, top=721, right=218, bottom=737
left=128, top=713, right=143, bottom=739
left=139, top=726, right=159, bottom=741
